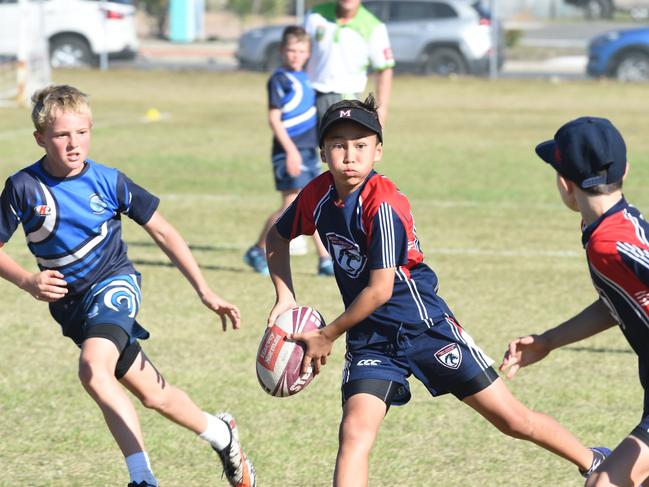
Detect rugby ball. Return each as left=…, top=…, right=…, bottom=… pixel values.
left=256, top=306, right=325, bottom=397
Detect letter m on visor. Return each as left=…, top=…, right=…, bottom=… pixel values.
left=339, top=109, right=351, bottom=118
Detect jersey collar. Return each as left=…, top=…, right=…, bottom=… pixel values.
left=331, top=169, right=377, bottom=207
left=581, top=196, right=628, bottom=246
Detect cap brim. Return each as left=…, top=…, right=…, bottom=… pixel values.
left=318, top=119, right=382, bottom=147
left=535, top=140, right=557, bottom=166
left=318, top=108, right=383, bottom=147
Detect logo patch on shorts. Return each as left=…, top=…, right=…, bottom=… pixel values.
left=434, top=343, right=462, bottom=369
left=356, top=359, right=381, bottom=366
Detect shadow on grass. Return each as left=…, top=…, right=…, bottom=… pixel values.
left=131, top=258, right=319, bottom=277
left=565, top=346, right=632, bottom=354
left=127, top=240, right=242, bottom=252
left=131, top=259, right=242, bottom=273
left=128, top=240, right=320, bottom=276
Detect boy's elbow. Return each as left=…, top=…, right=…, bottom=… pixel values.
left=266, top=226, right=286, bottom=248
left=375, top=285, right=393, bottom=306
left=266, top=226, right=278, bottom=248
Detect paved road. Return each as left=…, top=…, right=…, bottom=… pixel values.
left=517, top=20, right=636, bottom=47
left=117, top=21, right=643, bottom=80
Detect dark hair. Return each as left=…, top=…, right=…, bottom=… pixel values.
left=281, top=25, right=310, bottom=47
left=327, top=93, right=380, bottom=122
left=580, top=169, right=623, bottom=195
left=319, top=93, right=383, bottom=147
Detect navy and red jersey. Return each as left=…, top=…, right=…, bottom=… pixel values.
left=0, top=159, right=159, bottom=297
left=276, top=170, right=454, bottom=350
left=583, top=197, right=649, bottom=360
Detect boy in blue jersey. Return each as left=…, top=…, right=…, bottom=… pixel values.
left=243, top=25, right=333, bottom=276
left=266, top=96, right=608, bottom=486
left=500, top=117, right=649, bottom=487
left=0, top=85, right=255, bottom=487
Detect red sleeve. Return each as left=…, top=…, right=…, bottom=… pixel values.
left=360, top=175, right=424, bottom=270
left=275, top=172, right=333, bottom=239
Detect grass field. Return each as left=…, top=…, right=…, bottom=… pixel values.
left=1, top=69, right=648, bottom=487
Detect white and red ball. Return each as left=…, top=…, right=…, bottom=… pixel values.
left=256, top=306, right=325, bottom=397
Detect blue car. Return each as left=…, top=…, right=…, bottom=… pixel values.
left=587, top=26, right=649, bottom=81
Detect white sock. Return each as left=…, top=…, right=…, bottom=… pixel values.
left=125, top=451, right=157, bottom=486
left=199, top=412, right=231, bottom=451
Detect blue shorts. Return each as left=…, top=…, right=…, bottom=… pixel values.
left=50, top=273, right=150, bottom=347
left=341, top=315, right=496, bottom=405
left=272, top=148, right=321, bottom=191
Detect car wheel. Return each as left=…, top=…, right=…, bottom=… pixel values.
left=584, top=0, right=614, bottom=19
left=50, top=35, right=94, bottom=68
left=264, top=44, right=282, bottom=72
left=422, top=48, right=467, bottom=76
left=615, top=51, right=649, bottom=81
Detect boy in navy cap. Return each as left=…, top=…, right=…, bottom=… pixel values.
left=266, top=99, right=608, bottom=485
left=501, top=116, right=649, bottom=486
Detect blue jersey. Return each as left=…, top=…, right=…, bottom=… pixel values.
left=276, top=171, right=454, bottom=350
left=0, top=159, right=159, bottom=297
left=267, top=67, right=318, bottom=156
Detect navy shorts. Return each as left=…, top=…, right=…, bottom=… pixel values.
left=630, top=358, right=649, bottom=446
left=50, top=273, right=150, bottom=347
left=272, top=148, right=321, bottom=191
left=341, top=315, right=496, bottom=406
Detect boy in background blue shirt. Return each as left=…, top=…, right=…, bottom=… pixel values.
left=244, top=25, right=333, bottom=277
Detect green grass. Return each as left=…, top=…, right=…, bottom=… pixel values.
left=1, top=70, right=648, bottom=486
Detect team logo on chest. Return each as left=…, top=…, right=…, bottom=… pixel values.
left=434, top=343, right=462, bottom=369
left=325, top=232, right=366, bottom=278
left=89, top=193, right=108, bottom=214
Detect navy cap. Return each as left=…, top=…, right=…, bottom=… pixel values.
left=535, top=116, right=626, bottom=189
left=318, top=101, right=383, bottom=147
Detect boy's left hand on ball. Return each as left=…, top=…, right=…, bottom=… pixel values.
left=290, top=328, right=333, bottom=375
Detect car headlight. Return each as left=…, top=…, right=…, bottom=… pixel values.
left=605, top=31, right=620, bottom=41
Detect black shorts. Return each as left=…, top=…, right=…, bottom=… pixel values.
left=341, top=368, right=499, bottom=410
left=86, top=324, right=142, bottom=379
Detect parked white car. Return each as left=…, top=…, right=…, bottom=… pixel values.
left=0, top=0, right=138, bottom=67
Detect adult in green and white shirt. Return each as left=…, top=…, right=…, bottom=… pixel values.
left=304, top=0, right=394, bottom=125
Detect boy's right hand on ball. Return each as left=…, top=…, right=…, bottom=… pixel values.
left=23, top=270, right=68, bottom=302
left=266, top=298, right=297, bottom=328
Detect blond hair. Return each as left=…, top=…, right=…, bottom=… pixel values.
left=31, top=85, right=92, bottom=133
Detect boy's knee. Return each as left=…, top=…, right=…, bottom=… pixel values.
left=339, top=417, right=378, bottom=449
left=138, top=385, right=176, bottom=412
left=140, top=391, right=166, bottom=411
left=77, top=359, right=113, bottom=390
left=492, top=409, right=534, bottom=440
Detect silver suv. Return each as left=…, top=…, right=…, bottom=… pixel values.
left=236, top=0, right=504, bottom=76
